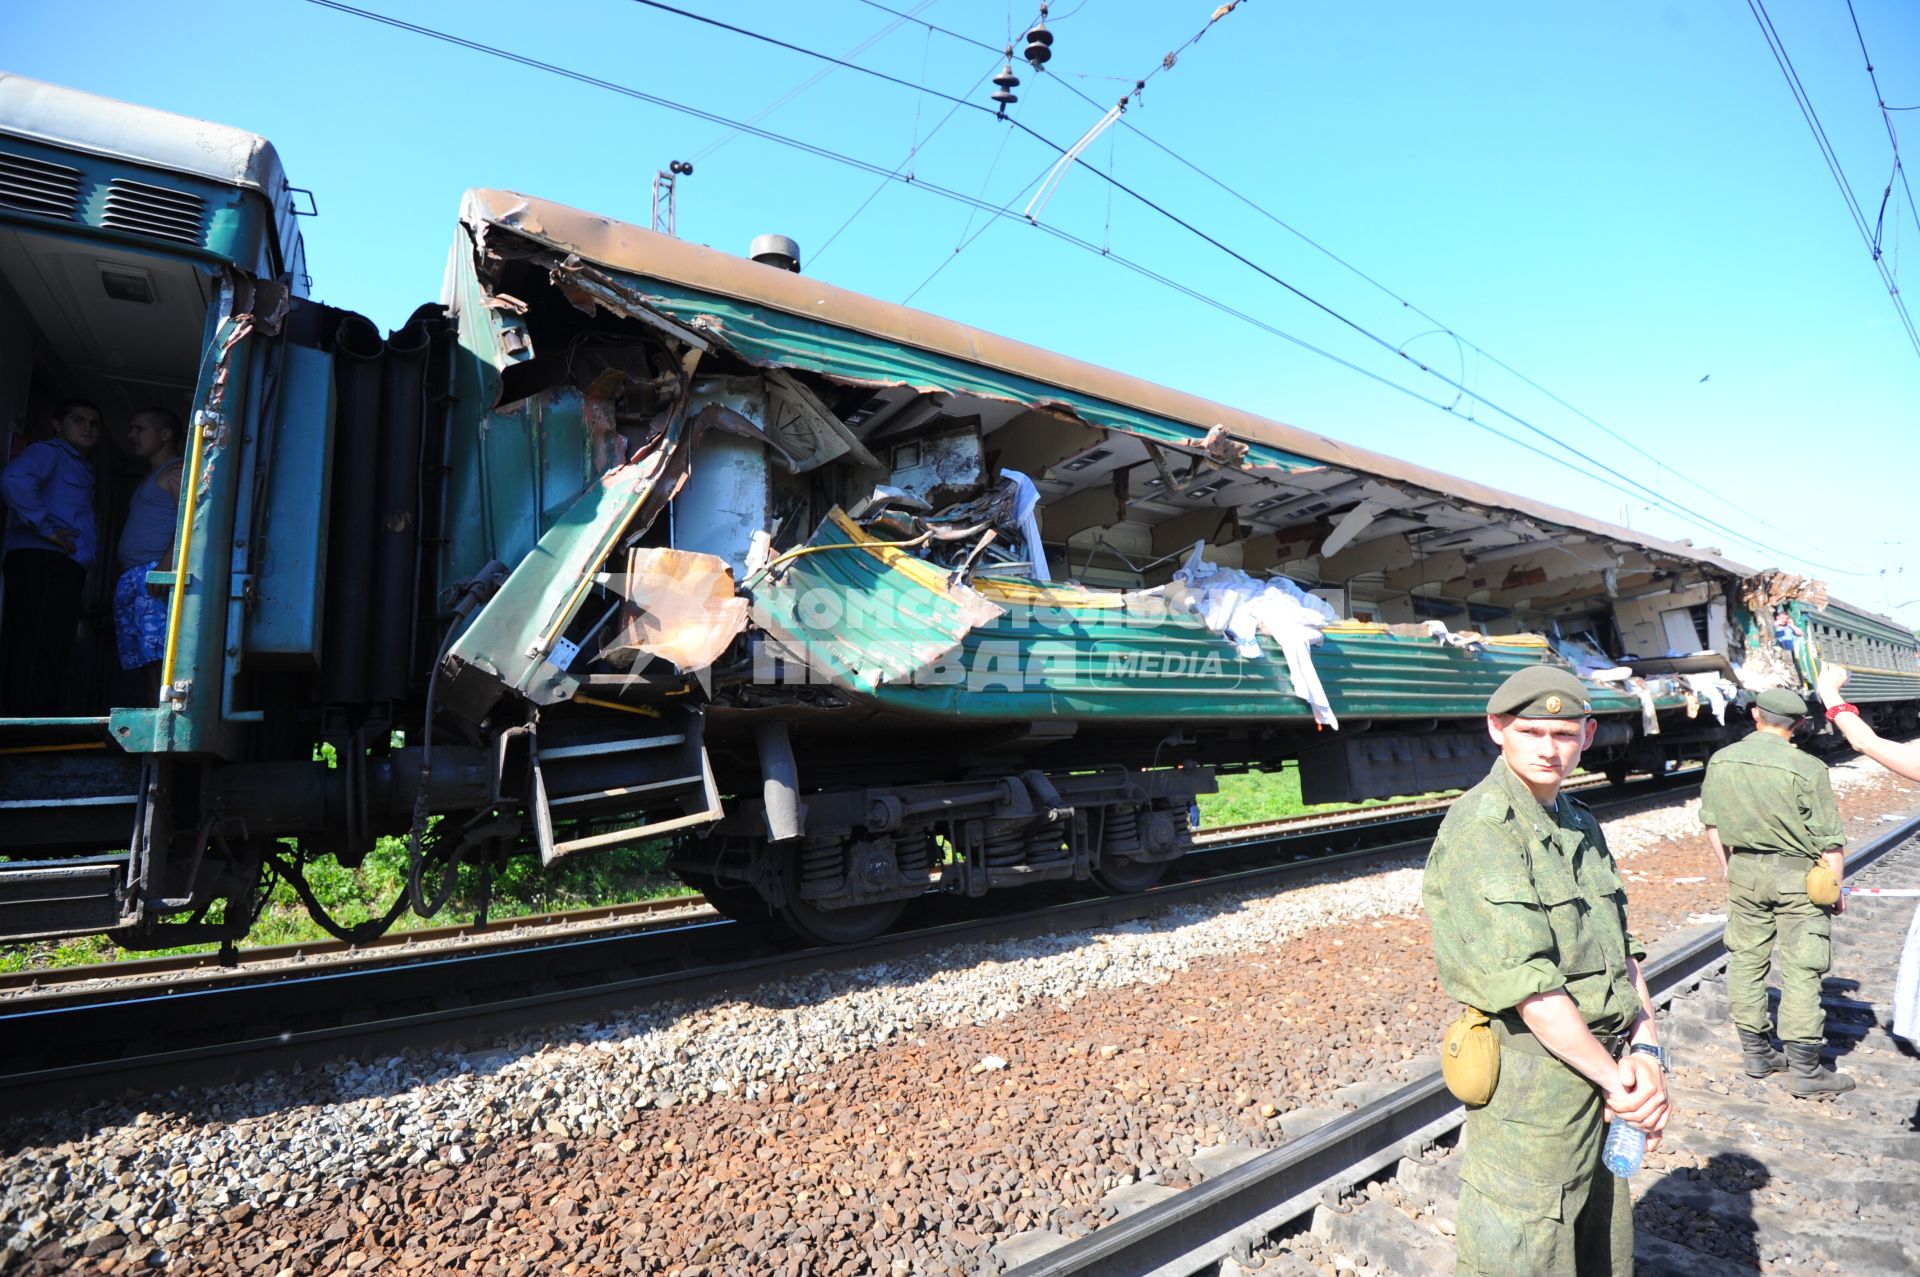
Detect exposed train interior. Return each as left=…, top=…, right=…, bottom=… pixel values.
left=468, top=219, right=1750, bottom=707
left=442, top=213, right=1766, bottom=881
left=456, top=232, right=1783, bottom=942
left=0, top=212, right=207, bottom=716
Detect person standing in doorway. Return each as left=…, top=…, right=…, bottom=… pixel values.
left=114, top=408, right=184, bottom=698
left=0, top=398, right=100, bottom=716
left=1698, top=687, right=1853, bottom=1097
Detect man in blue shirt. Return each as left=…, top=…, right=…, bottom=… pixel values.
left=1, top=398, right=101, bottom=716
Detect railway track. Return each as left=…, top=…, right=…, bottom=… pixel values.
left=0, top=833, right=1433, bottom=1115
left=0, top=766, right=1694, bottom=1004
left=0, top=770, right=1711, bottom=1115
left=997, top=811, right=1920, bottom=1277
left=1183, top=767, right=1642, bottom=849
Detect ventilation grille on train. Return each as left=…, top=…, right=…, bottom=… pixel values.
left=100, top=178, right=206, bottom=245
left=0, top=151, right=84, bottom=221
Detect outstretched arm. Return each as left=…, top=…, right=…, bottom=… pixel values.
left=1817, top=666, right=1920, bottom=782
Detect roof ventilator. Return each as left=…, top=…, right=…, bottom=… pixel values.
left=749, top=234, right=801, bottom=273
left=100, top=177, right=206, bottom=245
left=0, top=150, right=83, bottom=221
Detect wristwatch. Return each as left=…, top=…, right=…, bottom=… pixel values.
left=1825, top=702, right=1860, bottom=723
left=1629, top=1042, right=1670, bottom=1073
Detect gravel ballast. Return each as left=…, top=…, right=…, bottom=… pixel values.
left=5, top=760, right=1915, bottom=1274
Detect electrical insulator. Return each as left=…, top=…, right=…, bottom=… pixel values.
left=991, top=52, right=1020, bottom=114
left=1024, top=6, right=1053, bottom=71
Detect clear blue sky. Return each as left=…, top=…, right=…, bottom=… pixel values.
left=11, top=1, right=1920, bottom=619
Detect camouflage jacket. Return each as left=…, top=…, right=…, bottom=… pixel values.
left=1698, top=731, right=1845, bottom=860
left=1424, top=760, right=1646, bottom=1033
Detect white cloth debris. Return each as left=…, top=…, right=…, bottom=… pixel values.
left=1682, top=671, right=1738, bottom=725
left=1632, top=679, right=1661, bottom=735
left=1174, top=544, right=1339, bottom=728
left=1001, top=469, right=1050, bottom=582
left=1894, top=901, right=1920, bottom=1045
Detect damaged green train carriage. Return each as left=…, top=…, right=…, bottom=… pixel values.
left=425, top=189, right=1764, bottom=940
left=0, top=80, right=1819, bottom=952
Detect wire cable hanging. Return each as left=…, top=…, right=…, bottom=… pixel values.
left=1844, top=0, right=1920, bottom=242
left=1746, top=0, right=1920, bottom=358
left=302, top=0, right=1880, bottom=579
left=849, top=0, right=1871, bottom=558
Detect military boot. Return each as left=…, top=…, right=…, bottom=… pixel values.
left=1737, top=1028, right=1787, bottom=1078
left=1785, top=1041, right=1855, bottom=1098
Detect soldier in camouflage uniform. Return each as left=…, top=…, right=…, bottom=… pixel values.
left=1699, top=687, right=1853, bottom=1097
left=1425, top=666, right=1671, bottom=1277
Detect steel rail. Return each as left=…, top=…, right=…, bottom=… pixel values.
left=0, top=819, right=1463, bottom=1114
left=0, top=893, right=714, bottom=998
left=1189, top=766, right=1700, bottom=851
left=0, top=798, right=1425, bottom=995
left=2, top=771, right=1704, bottom=1010
left=1002, top=807, right=1920, bottom=1277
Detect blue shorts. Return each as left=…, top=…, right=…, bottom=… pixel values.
left=114, top=560, right=168, bottom=670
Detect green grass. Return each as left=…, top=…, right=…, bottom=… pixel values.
left=1196, top=762, right=1458, bottom=827
left=0, top=834, right=691, bottom=975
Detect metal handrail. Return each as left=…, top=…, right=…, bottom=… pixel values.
left=154, top=406, right=212, bottom=704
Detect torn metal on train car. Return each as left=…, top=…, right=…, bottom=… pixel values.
left=430, top=189, right=1785, bottom=810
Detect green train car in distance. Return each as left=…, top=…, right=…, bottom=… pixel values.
left=2, top=78, right=1905, bottom=948
left=1795, top=599, right=1920, bottom=733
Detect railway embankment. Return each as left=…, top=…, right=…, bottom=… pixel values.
left=4, top=758, right=1916, bottom=1276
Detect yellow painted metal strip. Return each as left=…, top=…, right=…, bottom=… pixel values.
left=973, top=576, right=1125, bottom=609
left=0, top=741, right=108, bottom=755
left=825, top=507, right=962, bottom=596
left=157, top=410, right=212, bottom=704
left=571, top=694, right=664, bottom=718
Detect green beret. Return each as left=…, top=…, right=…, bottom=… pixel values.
left=1488, top=666, right=1592, bottom=718
left=1755, top=688, right=1808, bottom=718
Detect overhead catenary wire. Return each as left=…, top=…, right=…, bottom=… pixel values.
left=1746, top=0, right=1920, bottom=359
left=903, top=148, right=1050, bottom=304
left=851, top=0, right=1864, bottom=559
left=1844, top=0, right=1920, bottom=242
left=610, top=0, right=1751, bottom=533
left=302, top=0, right=1881, bottom=579
left=811, top=57, right=1001, bottom=265
left=686, top=0, right=938, bottom=165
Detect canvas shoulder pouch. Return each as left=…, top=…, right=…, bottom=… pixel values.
left=1806, top=861, right=1841, bottom=907
left=1441, top=1005, right=1500, bottom=1106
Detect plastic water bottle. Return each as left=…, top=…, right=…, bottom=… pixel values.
left=1601, top=1116, right=1646, bottom=1177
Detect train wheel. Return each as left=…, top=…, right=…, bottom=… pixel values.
left=779, top=897, right=906, bottom=946
left=1603, top=765, right=1630, bottom=789
left=1092, top=854, right=1168, bottom=893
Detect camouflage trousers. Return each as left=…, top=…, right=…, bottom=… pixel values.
left=1457, top=1046, right=1632, bottom=1277
left=1726, top=850, right=1832, bottom=1043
